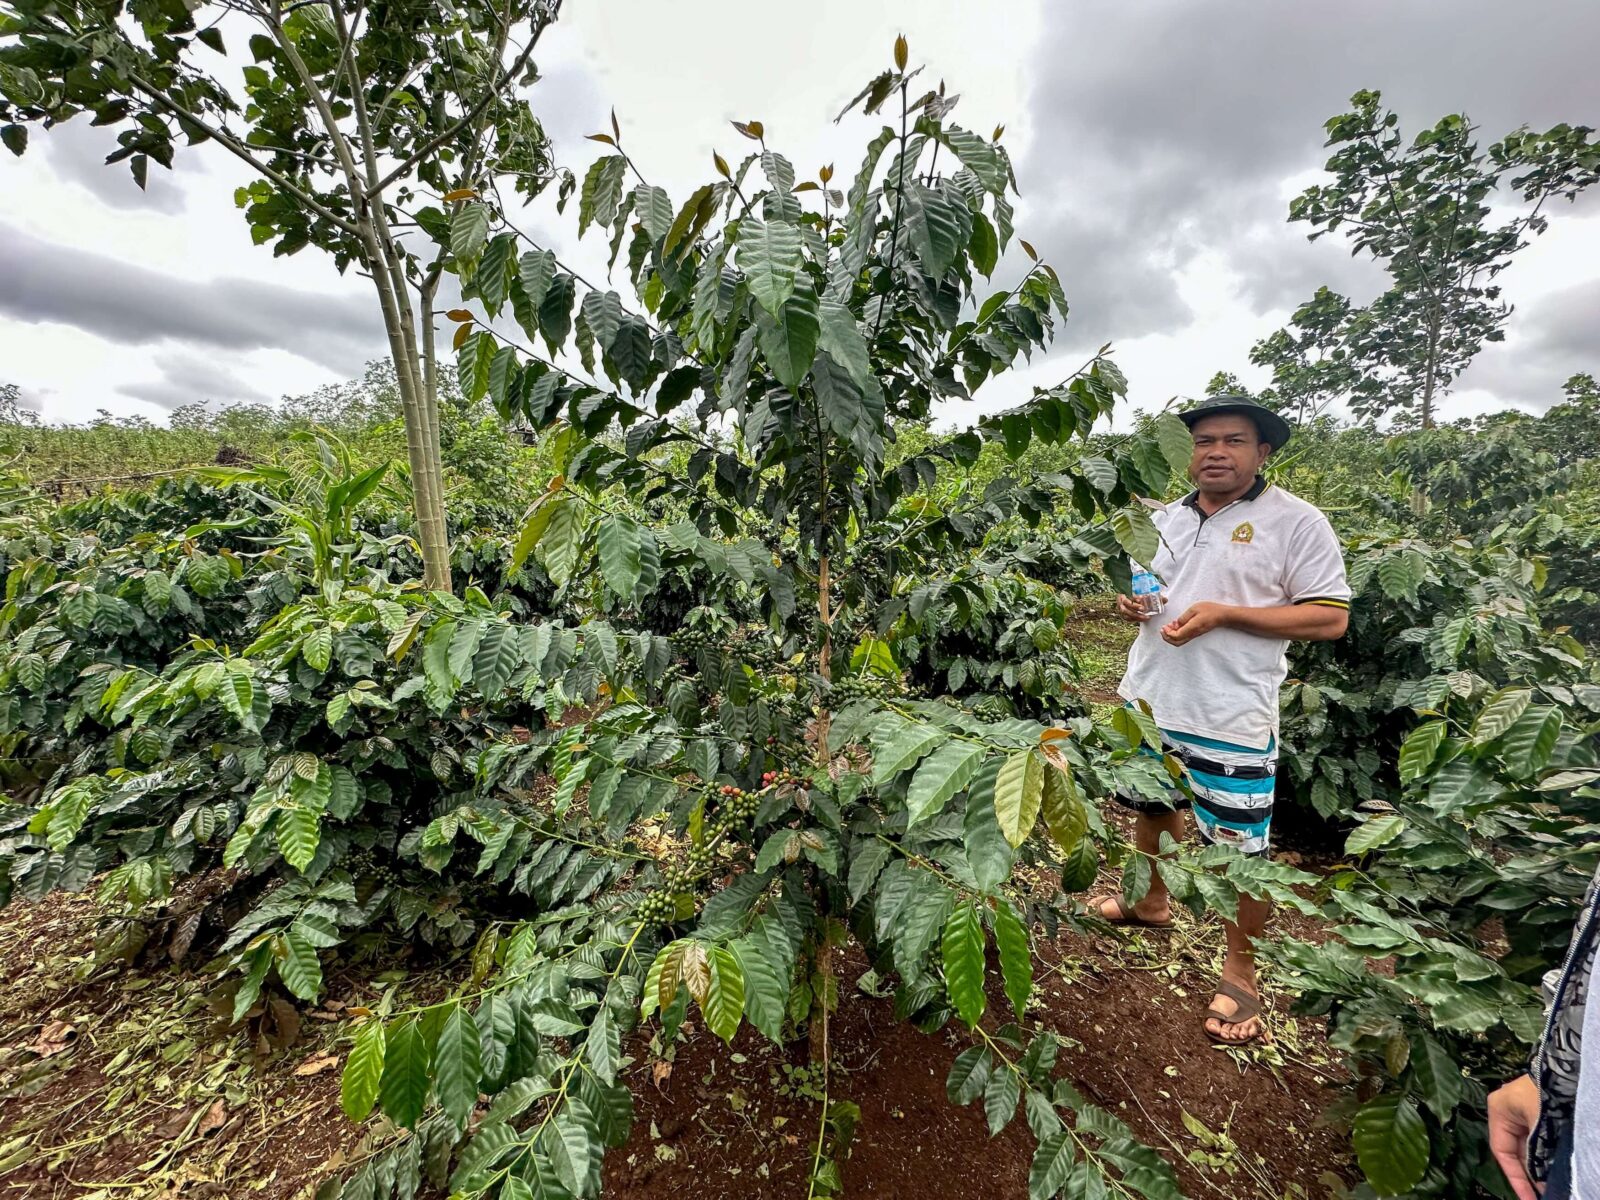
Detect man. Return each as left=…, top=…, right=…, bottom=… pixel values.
left=1488, top=858, right=1597, bottom=1200
left=1095, top=395, right=1350, bottom=1045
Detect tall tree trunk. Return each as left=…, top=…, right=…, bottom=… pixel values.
left=269, top=10, right=454, bottom=592
left=359, top=236, right=453, bottom=590
left=1410, top=309, right=1442, bottom=518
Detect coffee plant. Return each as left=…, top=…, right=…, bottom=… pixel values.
left=1272, top=533, right=1600, bottom=1196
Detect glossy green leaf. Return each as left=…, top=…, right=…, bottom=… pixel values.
left=1471, top=688, right=1532, bottom=744
left=754, top=272, right=820, bottom=391
left=983, top=1064, right=1020, bottom=1136
left=731, top=934, right=786, bottom=1043
left=941, top=903, right=986, bottom=1026
left=1397, top=720, right=1447, bottom=782
left=906, top=741, right=986, bottom=827
left=378, top=1017, right=431, bottom=1128
left=736, top=217, right=803, bottom=317
left=435, top=1003, right=483, bottom=1127
left=341, top=1018, right=386, bottom=1121
left=1346, top=814, right=1405, bottom=856
left=1110, top=506, right=1160, bottom=566
left=598, top=515, right=644, bottom=600
left=1352, top=1094, right=1428, bottom=1196
left=472, top=622, right=521, bottom=698
left=451, top=203, right=490, bottom=263
left=1059, top=837, right=1099, bottom=893
left=302, top=624, right=332, bottom=672
left=870, top=721, right=943, bottom=785
left=276, top=806, right=321, bottom=872
left=946, top=1045, right=991, bottom=1105
left=1028, top=1131, right=1076, bottom=1200
left=993, top=749, right=1044, bottom=848
left=578, top=155, right=627, bottom=238
left=702, top=946, right=745, bottom=1042
left=904, top=182, right=970, bottom=277
left=1040, top=765, right=1086, bottom=854
left=535, top=499, right=585, bottom=588
left=279, top=930, right=322, bottom=1000
left=992, top=898, right=1032, bottom=1019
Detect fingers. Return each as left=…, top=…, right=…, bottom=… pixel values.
left=1489, top=1149, right=1538, bottom=1200
left=1487, top=1094, right=1539, bottom=1200
left=1115, top=595, right=1151, bottom=623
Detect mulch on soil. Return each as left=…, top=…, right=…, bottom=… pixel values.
left=0, top=862, right=1351, bottom=1200
left=606, top=913, right=1347, bottom=1200
left=0, top=890, right=395, bottom=1200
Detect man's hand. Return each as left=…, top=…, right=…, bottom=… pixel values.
left=1160, top=602, right=1233, bottom=646
left=1487, top=1074, right=1542, bottom=1200
left=1115, top=594, right=1153, bottom=623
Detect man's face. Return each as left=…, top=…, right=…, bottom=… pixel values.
left=1188, top=414, right=1270, bottom=495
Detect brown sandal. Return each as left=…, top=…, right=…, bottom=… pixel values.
left=1089, top=895, right=1173, bottom=929
left=1204, top=979, right=1266, bottom=1045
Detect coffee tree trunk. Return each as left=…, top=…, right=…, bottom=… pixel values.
left=811, top=548, right=834, bottom=1067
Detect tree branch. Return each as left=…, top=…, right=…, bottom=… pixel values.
left=360, top=0, right=562, bottom=202
left=121, top=70, right=361, bottom=237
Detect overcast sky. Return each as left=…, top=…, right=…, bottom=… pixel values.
left=3, top=0, right=1598, bottom=428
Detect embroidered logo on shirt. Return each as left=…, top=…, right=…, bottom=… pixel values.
left=1231, top=521, right=1255, bottom=544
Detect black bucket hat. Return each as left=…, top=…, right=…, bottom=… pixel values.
left=1177, top=395, right=1293, bottom=452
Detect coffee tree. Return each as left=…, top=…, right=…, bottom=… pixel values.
left=307, top=44, right=1233, bottom=1198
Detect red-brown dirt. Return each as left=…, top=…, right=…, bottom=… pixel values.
left=0, top=873, right=1351, bottom=1199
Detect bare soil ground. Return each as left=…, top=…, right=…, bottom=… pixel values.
left=0, top=862, right=1350, bottom=1200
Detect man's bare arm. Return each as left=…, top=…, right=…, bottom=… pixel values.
left=1160, top=601, right=1348, bottom=646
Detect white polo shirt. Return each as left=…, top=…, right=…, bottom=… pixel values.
left=1117, top=478, right=1350, bottom=751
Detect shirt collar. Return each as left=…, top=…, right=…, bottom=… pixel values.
left=1181, top=475, right=1268, bottom=515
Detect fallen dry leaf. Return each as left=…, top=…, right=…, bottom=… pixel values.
left=196, top=1099, right=227, bottom=1138
left=293, top=1052, right=340, bottom=1077
left=157, top=1108, right=191, bottom=1139
left=31, top=1020, right=76, bottom=1059
left=651, top=1060, right=672, bottom=1089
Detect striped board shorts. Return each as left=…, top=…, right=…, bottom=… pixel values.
left=1113, top=723, right=1276, bottom=857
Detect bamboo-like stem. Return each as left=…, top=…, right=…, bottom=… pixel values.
left=263, top=0, right=452, bottom=590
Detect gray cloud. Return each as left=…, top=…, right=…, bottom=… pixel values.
left=1459, top=278, right=1600, bottom=409
left=1017, top=0, right=1600, bottom=355
left=0, top=222, right=384, bottom=376
left=119, top=351, right=276, bottom=411
left=43, top=121, right=190, bottom=215
left=529, top=57, right=612, bottom=165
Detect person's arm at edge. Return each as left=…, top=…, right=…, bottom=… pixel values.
left=1486, top=1074, right=1542, bottom=1200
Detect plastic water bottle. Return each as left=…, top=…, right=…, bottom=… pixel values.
left=1131, top=568, right=1165, bottom=616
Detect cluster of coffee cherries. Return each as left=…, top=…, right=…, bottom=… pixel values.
left=715, top=781, right=762, bottom=823
left=828, top=674, right=906, bottom=703
left=345, top=848, right=400, bottom=887
left=633, top=770, right=798, bottom=926
left=729, top=629, right=783, bottom=669
left=972, top=694, right=1013, bottom=721
left=672, top=626, right=722, bottom=653
left=632, top=888, right=679, bottom=925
